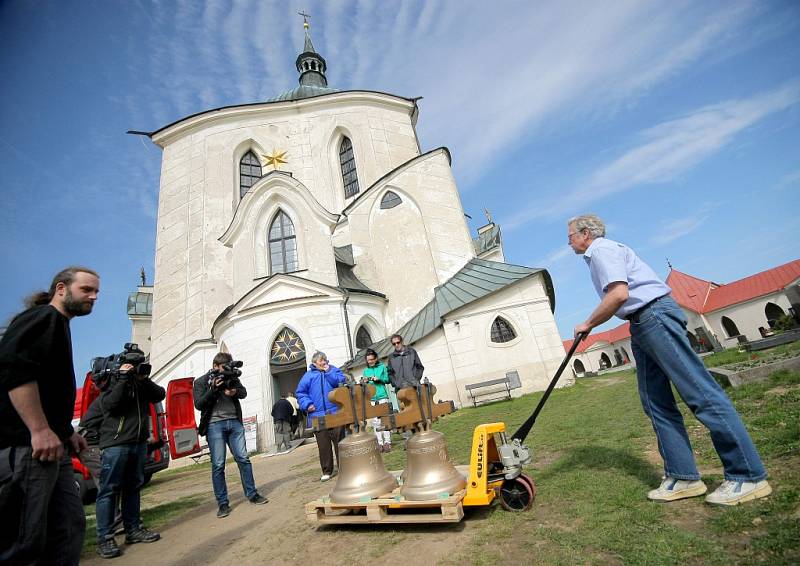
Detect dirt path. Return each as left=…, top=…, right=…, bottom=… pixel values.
left=82, top=443, right=487, bottom=566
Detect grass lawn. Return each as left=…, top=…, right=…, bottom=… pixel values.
left=393, top=366, right=800, bottom=566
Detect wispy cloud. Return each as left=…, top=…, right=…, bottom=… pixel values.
left=505, top=81, right=800, bottom=230
left=649, top=204, right=716, bottom=247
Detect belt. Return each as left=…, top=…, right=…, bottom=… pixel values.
left=624, top=295, right=669, bottom=322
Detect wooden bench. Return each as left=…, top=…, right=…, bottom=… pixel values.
left=465, top=376, right=514, bottom=407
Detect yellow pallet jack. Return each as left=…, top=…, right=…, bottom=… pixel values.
left=462, top=334, right=585, bottom=512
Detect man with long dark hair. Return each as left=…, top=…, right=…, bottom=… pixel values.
left=0, top=266, right=99, bottom=565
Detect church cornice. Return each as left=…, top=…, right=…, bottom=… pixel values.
left=210, top=272, right=385, bottom=337
left=138, top=91, right=420, bottom=147
left=339, top=147, right=452, bottom=218
left=218, top=172, right=339, bottom=247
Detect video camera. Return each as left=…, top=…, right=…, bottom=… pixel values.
left=90, top=343, right=152, bottom=391
left=210, top=360, right=243, bottom=391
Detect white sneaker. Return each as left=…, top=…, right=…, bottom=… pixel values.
left=647, top=477, right=707, bottom=501
left=705, top=480, right=772, bottom=506
left=320, top=474, right=332, bottom=482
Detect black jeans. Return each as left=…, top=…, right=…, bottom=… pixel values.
left=0, top=446, right=85, bottom=565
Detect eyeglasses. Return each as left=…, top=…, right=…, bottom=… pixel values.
left=567, top=230, right=583, bottom=244
left=391, top=341, right=402, bottom=346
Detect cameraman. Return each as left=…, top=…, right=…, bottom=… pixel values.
left=95, top=357, right=165, bottom=559
left=193, top=353, right=268, bottom=519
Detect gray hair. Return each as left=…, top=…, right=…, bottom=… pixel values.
left=311, top=351, right=327, bottom=364
left=568, top=214, right=606, bottom=238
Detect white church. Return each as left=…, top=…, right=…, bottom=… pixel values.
left=128, top=21, right=568, bottom=451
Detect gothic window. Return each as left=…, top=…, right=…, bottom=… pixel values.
left=355, top=326, right=373, bottom=349
left=380, top=191, right=402, bottom=209
left=268, top=210, right=298, bottom=274
left=339, top=136, right=360, bottom=198
left=490, top=316, right=517, bottom=343
left=240, top=151, right=262, bottom=198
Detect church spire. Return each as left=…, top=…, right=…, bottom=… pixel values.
left=295, top=11, right=328, bottom=88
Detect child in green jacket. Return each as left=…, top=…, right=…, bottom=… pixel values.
left=362, top=349, right=392, bottom=452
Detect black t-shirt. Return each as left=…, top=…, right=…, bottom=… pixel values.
left=0, top=305, right=76, bottom=447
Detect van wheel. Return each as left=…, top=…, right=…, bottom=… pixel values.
left=74, top=473, right=87, bottom=502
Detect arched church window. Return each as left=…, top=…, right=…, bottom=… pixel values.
left=268, top=210, right=298, bottom=274
left=339, top=136, right=360, bottom=198
left=355, top=326, right=373, bottom=349
left=240, top=151, right=262, bottom=198
left=380, top=191, right=402, bottom=209
left=490, top=316, right=517, bottom=343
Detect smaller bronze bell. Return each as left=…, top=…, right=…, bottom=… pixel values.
left=400, top=429, right=466, bottom=501
left=329, top=431, right=398, bottom=503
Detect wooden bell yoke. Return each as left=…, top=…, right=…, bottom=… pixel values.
left=311, top=379, right=456, bottom=433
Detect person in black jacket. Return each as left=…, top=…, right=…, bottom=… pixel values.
left=271, top=395, right=294, bottom=453
left=386, top=334, right=425, bottom=447
left=94, top=360, right=165, bottom=559
left=386, top=334, right=425, bottom=390
left=193, top=352, right=268, bottom=519
left=0, top=266, right=98, bottom=566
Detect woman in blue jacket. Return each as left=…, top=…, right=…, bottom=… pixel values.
left=296, top=351, right=346, bottom=481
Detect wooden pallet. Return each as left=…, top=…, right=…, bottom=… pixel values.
left=305, top=488, right=466, bottom=525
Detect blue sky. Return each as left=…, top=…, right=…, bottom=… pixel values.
left=1, top=0, right=798, bottom=378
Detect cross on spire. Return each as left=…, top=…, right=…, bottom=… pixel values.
left=298, top=10, right=310, bottom=29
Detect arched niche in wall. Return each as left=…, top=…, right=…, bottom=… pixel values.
left=721, top=316, right=740, bottom=338
left=765, top=302, right=785, bottom=326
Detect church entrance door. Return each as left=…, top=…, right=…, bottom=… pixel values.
left=269, top=327, right=309, bottom=437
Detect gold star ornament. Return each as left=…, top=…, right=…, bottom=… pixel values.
left=262, top=149, right=288, bottom=170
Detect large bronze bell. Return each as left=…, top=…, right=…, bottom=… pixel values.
left=329, top=431, right=398, bottom=503
left=400, top=429, right=466, bottom=501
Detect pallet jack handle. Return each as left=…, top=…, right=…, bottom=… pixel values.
left=511, top=332, right=586, bottom=442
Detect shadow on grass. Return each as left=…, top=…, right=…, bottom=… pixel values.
left=536, top=444, right=661, bottom=487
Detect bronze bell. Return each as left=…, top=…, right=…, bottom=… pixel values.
left=400, top=429, right=466, bottom=501
left=329, top=431, right=398, bottom=503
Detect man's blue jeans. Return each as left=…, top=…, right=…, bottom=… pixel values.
left=96, top=442, right=146, bottom=541
left=207, top=418, right=257, bottom=506
left=630, top=296, right=767, bottom=482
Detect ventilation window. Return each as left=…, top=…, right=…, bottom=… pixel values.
left=339, top=136, right=360, bottom=198
left=239, top=151, right=262, bottom=198
left=380, top=191, right=402, bottom=209
left=268, top=210, right=298, bottom=274
left=490, top=317, right=517, bottom=343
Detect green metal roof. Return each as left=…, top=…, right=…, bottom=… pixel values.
left=267, top=84, right=339, bottom=102
left=334, top=245, right=355, bottom=266
left=345, top=258, right=554, bottom=366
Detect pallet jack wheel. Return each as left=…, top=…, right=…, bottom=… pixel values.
left=517, top=473, right=537, bottom=500
left=499, top=476, right=535, bottom=512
